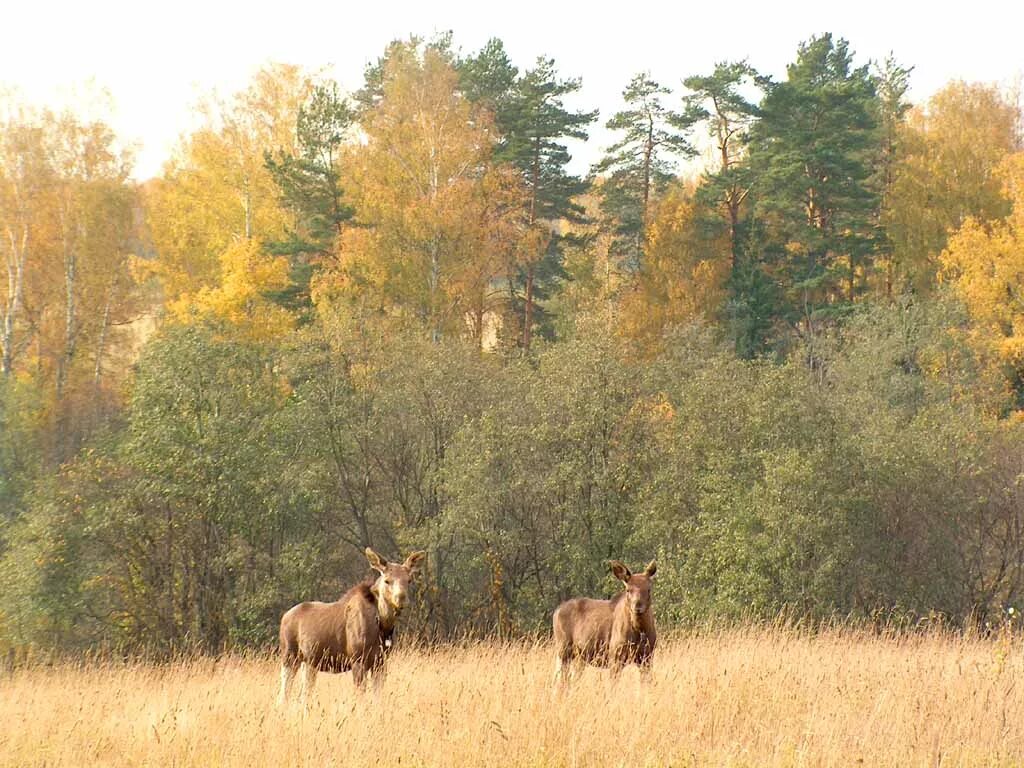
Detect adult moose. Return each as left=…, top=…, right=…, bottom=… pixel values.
left=278, top=547, right=426, bottom=706
left=552, top=559, right=657, bottom=686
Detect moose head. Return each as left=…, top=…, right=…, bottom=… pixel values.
left=609, top=559, right=657, bottom=617
left=365, top=547, right=426, bottom=614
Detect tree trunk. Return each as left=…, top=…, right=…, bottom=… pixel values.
left=728, top=199, right=740, bottom=273
left=94, top=272, right=118, bottom=391
left=429, top=238, right=441, bottom=343
left=523, top=264, right=535, bottom=350
left=849, top=253, right=856, bottom=304
left=522, top=134, right=542, bottom=351
left=243, top=176, right=253, bottom=240
left=1, top=226, right=27, bottom=378
left=474, top=299, right=485, bottom=351
left=640, top=118, right=654, bottom=268
left=56, top=234, right=77, bottom=404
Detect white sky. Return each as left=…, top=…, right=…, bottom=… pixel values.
left=2, top=0, right=1022, bottom=180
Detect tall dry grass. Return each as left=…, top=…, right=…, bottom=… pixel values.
left=2, top=627, right=1023, bottom=767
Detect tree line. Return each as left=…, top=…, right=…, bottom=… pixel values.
left=2, top=32, right=1023, bottom=654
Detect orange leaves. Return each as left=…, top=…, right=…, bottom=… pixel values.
left=619, top=184, right=730, bottom=348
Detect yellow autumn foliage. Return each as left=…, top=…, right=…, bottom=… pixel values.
left=167, top=238, right=293, bottom=340
left=941, top=152, right=1024, bottom=398
left=145, top=64, right=311, bottom=334
left=316, top=44, right=532, bottom=342
left=885, top=82, right=1018, bottom=292
left=619, top=183, right=729, bottom=348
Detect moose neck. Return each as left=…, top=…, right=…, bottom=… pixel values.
left=373, top=585, right=398, bottom=632
left=616, top=597, right=653, bottom=635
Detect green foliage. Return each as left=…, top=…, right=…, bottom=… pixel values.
left=458, top=37, right=520, bottom=132
left=5, top=298, right=1024, bottom=651
left=265, top=82, right=355, bottom=314
left=460, top=40, right=597, bottom=346
left=5, top=31, right=1024, bottom=657
left=0, top=379, right=43, bottom=519
left=872, top=56, right=914, bottom=296
left=746, top=34, right=882, bottom=339
left=106, top=325, right=296, bottom=650
left=594, top=73, right=696, bottom=271
left=444, top=334, right=653, bottom=631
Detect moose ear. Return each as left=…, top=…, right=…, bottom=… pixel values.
left=365, top=547, right=388, bottom=573
left=644, top=560, right=657, bottom=578
left=403, top=550, right=427, bottom=576
left=609, top=560, right=632, bottom=583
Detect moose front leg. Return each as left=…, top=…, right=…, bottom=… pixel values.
left=607, top=642, right=628, bottom=686
left=638, top=657, right=654, bottom=685
left=368, top=655, right=388, bottom=693
left=351, top=659, right=369, bottom=691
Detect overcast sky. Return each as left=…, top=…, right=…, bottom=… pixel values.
left=2, top=0, right=1021, bottom=180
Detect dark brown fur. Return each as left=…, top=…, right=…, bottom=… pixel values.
left=277, top=548, right=424, bottom=704
left=552, top=559, right=657, bottom=685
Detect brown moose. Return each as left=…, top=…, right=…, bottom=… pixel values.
left=278, top=547, right=426, bottom=706
left=552, top=559, right=657, bottom=686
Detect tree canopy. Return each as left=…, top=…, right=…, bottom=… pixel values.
left=2, top=33, right=1024, bottom=655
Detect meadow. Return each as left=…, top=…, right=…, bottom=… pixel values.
left=3, top=627, right=1023, bottom=767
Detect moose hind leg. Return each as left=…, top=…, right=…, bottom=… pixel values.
left=553, top=643, right=575, bottom=691
left=299, top=662, right=318, bottom=711
left=278, top=660, right=299, bottom=706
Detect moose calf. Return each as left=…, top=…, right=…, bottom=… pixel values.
left=552, top=559, right=657, bottom=686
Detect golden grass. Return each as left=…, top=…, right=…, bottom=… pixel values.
left=2, top=627, right=1023, bottom=767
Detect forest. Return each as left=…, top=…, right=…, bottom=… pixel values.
left=2, top=32, right=1024, bottom=655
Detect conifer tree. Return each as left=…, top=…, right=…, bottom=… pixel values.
left=682, top=61, right=762, bottom=273
left=593, top=73, right=695, bottom=273
left=265, top=82, right=355, bottom=312
left=461, top=41, right=596, bottom=348
left=745, top=35, right=881, bottom=351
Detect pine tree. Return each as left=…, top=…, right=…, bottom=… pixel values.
left=682, top=62, right=767, bottom=355
left=458, top=38, right=519, bottom=149
left=682, top=61, right=763, bottom=273
left=460, top=42, right=596, bottom=349
left=265, top=82, right=355, bottom=313
left=593, top=73, right=695, bottom=273
left=504, top=58, right=596, bottom=348
left=746, top=35, right=881, bottom=352
left=872, top=55, right=913, bottom=298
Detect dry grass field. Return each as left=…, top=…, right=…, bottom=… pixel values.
left=2, top=627, right=1023, bottom=767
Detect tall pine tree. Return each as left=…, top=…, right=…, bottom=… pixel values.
left=461, top=41, right=596, bottom=349
left=745, top=35, right=880, bottom=355
left=505, top=58, right=596, bottom=348
left=265, top=82, right=354, bottom=313
left=593, top=73, right=695, bottom=273
left=682, top=61, right=763, bottom=273
left=682, top=62, right=768, bottom=357
left=872, top=55, right=913, bottom=298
